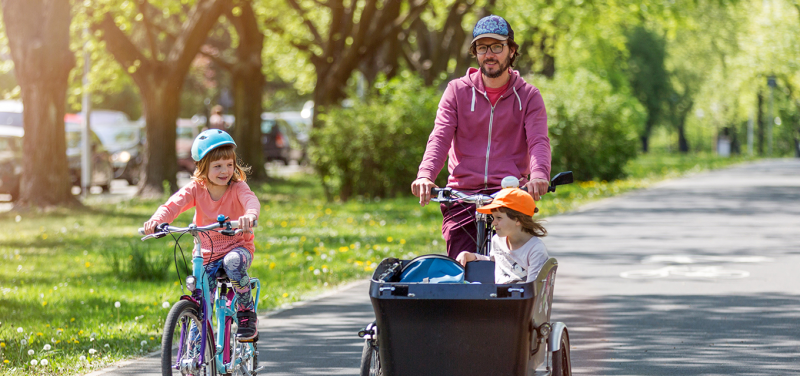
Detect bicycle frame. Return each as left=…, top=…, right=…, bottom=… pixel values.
left=184, top=239, right=261, bottom=375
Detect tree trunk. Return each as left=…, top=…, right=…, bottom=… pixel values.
left=227, top=1, right=267, bottom=181
left=1, top=0, right=78, bottom=208
left=677, top=119, right=689, bottom=153
left=231, top=65, right=266, bottom=181
left=139, top=83, right=181, bottom=197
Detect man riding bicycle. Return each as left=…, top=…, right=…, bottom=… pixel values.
left=411, top=15, right=552, bottom=259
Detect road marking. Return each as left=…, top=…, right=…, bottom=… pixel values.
left=640, top=255, right=774, bottom=264
left=620, top=266, right=750, bottom=279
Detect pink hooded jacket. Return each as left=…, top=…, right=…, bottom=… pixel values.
left=417, top=68, right=551, bottom=191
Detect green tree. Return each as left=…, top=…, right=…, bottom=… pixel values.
left=626, top=26, right=671, bottom=153
left=89, top=0, right=226, bottom=196
left=266, top=0, right=428, bottom=122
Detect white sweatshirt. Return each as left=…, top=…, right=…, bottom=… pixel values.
left=476, top=235, right=549, bottom=284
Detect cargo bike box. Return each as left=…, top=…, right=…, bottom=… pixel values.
left=359, top=254, right=571, bottom=376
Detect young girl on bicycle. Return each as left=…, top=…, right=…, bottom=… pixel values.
left=455, top=187, right=549, bottom=284
left=143, top=129, right=261, bottom=341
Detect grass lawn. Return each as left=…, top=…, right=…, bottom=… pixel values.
left=0, top=153, right=752, bottom=375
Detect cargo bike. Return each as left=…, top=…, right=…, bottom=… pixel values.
left=358, top=172, right=574, bottom=376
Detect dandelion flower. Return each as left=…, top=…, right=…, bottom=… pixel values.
left=104, top=343, right=110, bottom=348
left=114, top=302, right=121, bottom=308
left=17, top=327, right=23, bottom=333
left=40, top=359, right=49, bottom=366
left=28, top=349, right=35, bottom=356
left=30, top=359, right=38, bottom=366
left=88, top=348, right=97, bottom=355
left=162, top=301, right=170, bottom=309
left=20, top=339, right=27, bottom=346
left=140, top=340, right=147, bottom=347
left=313, top=269, right=321, bottom=275
left=3, top=360, right=8, bottom=364
left=43, top=344, right=51, bottom=351
left=79, top=356, right=86, bottom=361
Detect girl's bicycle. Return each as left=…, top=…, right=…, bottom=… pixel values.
left=139, top=216, right=262, bottom=376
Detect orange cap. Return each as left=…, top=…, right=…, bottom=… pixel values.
left=476, top=188, right=536, bottom=216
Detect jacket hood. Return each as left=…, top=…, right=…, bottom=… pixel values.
left=461, top=67, right=525, bottom=112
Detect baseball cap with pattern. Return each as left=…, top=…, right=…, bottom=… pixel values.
left=471, top=15, right=514, bottom=44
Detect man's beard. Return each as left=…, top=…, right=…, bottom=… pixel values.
left=480, top=54, right=511, bottom=79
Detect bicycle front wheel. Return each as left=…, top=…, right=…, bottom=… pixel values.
left=162, top=299, right=218, bottom=376
left=359, top=339, right=381, bottom=376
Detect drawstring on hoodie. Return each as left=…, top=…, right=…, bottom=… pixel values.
left=471, top=87, right=476, bottom=112
left=471, top=83, right=522, bottom=112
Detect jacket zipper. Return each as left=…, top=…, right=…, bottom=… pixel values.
left=483, top=92, right=501, bottom=188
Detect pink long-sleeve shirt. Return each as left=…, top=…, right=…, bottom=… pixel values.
left=417, top=67, right=551, bottom=191
left=150, top=180, right=260, bottom=264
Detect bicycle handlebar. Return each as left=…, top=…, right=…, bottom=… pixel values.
left=138, top=220, right=258, bottom=240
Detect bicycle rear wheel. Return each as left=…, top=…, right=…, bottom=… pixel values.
left=162, top=299, right=218, bottom=376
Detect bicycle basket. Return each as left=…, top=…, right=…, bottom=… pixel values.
left=398, top=254, right=465, bottom=283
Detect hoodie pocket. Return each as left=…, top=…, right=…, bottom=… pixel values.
left=487, top=158, right=523, bottom=187
left=451, top=157, right=487, bottom=187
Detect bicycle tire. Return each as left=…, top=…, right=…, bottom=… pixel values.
left=359, top=339, right=381, bottom=376
left=161, top=299, right=217, bottom=376
left=552, top=330, right=572, bottom=376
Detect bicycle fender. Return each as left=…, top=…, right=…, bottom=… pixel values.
left=180, top=295, right=200, bottom=307
left=548, top=322, right=568, bottom=352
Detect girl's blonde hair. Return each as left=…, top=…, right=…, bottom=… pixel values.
left=192, top=145, right=250, bottom=184
left=493, top=207, right=547, bottom=237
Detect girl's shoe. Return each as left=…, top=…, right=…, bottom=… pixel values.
left=236, top=310, right=259, bottom=342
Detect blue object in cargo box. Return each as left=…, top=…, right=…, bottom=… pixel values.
left=398, top=254, right=465, bottom=283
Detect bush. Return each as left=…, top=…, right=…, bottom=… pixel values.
left=536, top=69, right=644, bottom=181
left=310, top=74, right=442, bottom=200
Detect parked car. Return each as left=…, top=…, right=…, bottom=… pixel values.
left=0, top=100, right=23, bottom=128
left=69, top=112, right=144, bottom=185
left=0, top=125, right=23, bottom=200
left=64, top=115, right=115, bottom=192
left=177, top=117, right=203, bottom=173
left=261, top=113, right=305, bottom=165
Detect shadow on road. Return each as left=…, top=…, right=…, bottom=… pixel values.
left=557, top=293, right=800, bottom=375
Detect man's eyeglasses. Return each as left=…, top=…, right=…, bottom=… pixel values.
left=476, top=43, right=507, bottom=55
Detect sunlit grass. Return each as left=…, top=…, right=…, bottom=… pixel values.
left=0, top=153, right=752, bottom=375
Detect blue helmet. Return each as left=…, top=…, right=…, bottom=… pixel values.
left=191, top=129, right=237, bottom=162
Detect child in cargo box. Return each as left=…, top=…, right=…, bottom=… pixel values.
left=455, top=187, right=549, bottom=284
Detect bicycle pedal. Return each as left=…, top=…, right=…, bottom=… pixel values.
left=238, top=334, right=259, bottom=343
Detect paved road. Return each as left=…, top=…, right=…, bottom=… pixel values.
left=90, top=159, right=800, bottom=375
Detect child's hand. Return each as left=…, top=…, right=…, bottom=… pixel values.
left=238, top=214, right=257, bottom=233
left=143, top=220, right=160, bottom=235
left=456, top=251, right=477, bottom=267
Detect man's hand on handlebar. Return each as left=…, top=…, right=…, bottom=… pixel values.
left=524, top=178, right=549, bottom=201
left=411, top=177, right=438, bottom=207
